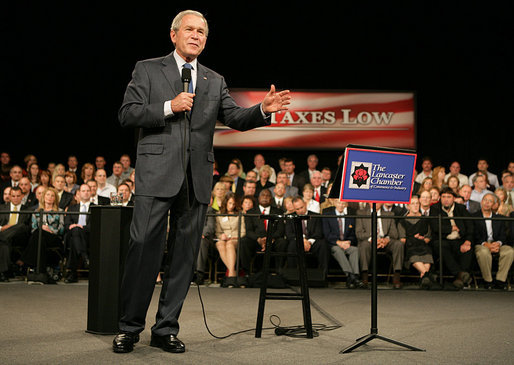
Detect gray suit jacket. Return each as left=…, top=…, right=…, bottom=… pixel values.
left=119, top=52, right=270, bottom=204
left=355, top=207, right=400, bottom=243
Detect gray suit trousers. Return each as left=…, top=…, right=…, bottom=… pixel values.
left=331, top=245, right=359, bottom=275
left=358, top=239, right=404, bottom=272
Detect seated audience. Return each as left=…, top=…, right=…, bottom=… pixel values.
left=19, top=177, right=36, bottom=207
left=0, top=165, right=24, bottom=204
left=107, top=161, right=124, bottom=188
left=242, top=180, right=257, bottom=198
left=356, top=203, right=404, bottom=289
left=270, top=182, right=286, bottom=210
left=255, top=164, right=275, bottom=197
left=473, top=193, right=513, bottom=290
left=215, top=193, right=245, bottom=288
left=27, top=163, right=40, bottom=192
left=226, top=161, right=245, bottom=197
left=322, top=199, right=363, bottom=288
left=86, top=180, right=110, bottom=205
left=446, top=175, right=460, bottom=195
left=0, top=152, right=12, bottom=182
left=120, top=154, right=134, bottom=180
left=494, top=187, right=512, bottom=216
left=397, top=196, right=434, bottom=289
left=52, top=175, right=74, bottom=210
left=23, top=154, right=38, bottom=175
left=459, top=184, right=481, bottom=214
left=285, top=197, right=328, bottom=277
left=239, top=189, right=287, bottom=282
left=2, top=187, right=11, bottom=204
left=251, top=154, right=276, bottom=183
left=64, top=184, right=93, bottom=283
left=298, top=154, right=319, bottom=182
left=64, top=171, right=79, bottom=195
left=444, top=161, right=469, bottom=187
left=67, top=155, right=80, bottom=178
left=51, top=163, right=66, bottom=182
left=419, top=190, right=433, bottom=216
left=500, top=173, right=513, bottom=208
left=211, top=181, right=227, bottom=212
left=270, top=171, right=299, bottom=198
left=302, top=184, right=320, bottom=213
left=283, top=196, right=295, bottom=214
left=416, top=177, right=433, bottom=195
left=469, top=159, right=499, bottom=189
left=245, top=170, right=258, bottom=183
left=81, top=163, right=95, bottom=183
left=95, top=169, right=116, bottom=199
left=415, top=156, right=433, bottom=184
left=39, top=170, right=52, bottom=189
left=431, top=166, right=447, bottom=190
left=429, top=186, right=440, bottom=205
left=18, top=187, right=64, bottom=282
left=320, top=167, right=332, bottom=189
left=429, top=187, right=473, bottom=289
left=283, top=158, right=306, bottom=191
left=117, top=183, right=134, bottom=206
left=470, top=174, right=493, bottom=203
left=47, top=162, right=56, bottom=176
left=309, top=170, right=326, bottom=204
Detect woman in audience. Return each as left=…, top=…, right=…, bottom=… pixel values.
left=241, top=195, right=256, bottom=213
left=215, top=193, right=245, bottom=288
left=18, top=187, right=64, bottom=282
left=211, top=181, right=227, bottom=212
left=81, top=162, right=95, bottom=183
left=417, top=177, right=433, bottom=195
left=429, top=186, right=440, bottom=204
left=23, top=154, right=38, bottom=175
left=64, top=171, right=79, bottom=195
left=52, top=163, right=66, bottom=180
left=27, top=163, right=40, bottom=192
left=283, top=196, right=295, bottom=214
left=398, top=195, right=434, bottom=289
left=494, top=187, right=513, bottom=216
left=446, top=175, right=460, bottom=195
left=431, top=166, right=447, bottom=190
left=39, top=170, right=52, bottom=188
left=255, top=164, right=275, bottom=196
left=302, top=183, right=320, bottom=213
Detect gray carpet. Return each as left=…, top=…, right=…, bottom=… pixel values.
left=1, top=280, right=512, bottom=364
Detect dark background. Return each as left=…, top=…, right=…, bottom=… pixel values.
left=3, top=2, right=513, bottom=177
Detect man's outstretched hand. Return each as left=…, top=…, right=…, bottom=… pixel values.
left=262, top=85, right=291, bottom=114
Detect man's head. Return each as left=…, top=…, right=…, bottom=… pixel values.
left=508, top=161, right=514, bottom=174
left=419, top=190, right=432, bottom=209
left=274, top=182, right=286, bottom=198
left=473, top=175, right=487, bottom=191
left=459, top=185, right=472, bottom=201
left=477, top=159, right=489, bottom=172
left=421, top=157, right=433, bottom=173
left=9, top=186, right=23, bottom=206
left=334, top=199, right=347, bottom=213
left=480, top=193, right=496, bottom=213
left=408, top=196, right=420, bottom=214
left=95, top=169, right=107, bottom=185
left=112, top=162, right=123, bottom=177
left=170, top=10, right=208, bottom=62
left=243, top=180, right=256, bottom=196
left=117, top=183, right=131, bottom=203
left=68, top=155, right=78, bottom=169
left=34, top=185, right=45, bottom=204
left=53, top=175, right=65, bottom=192
left=227, top=162, right=240, bottom=178
left=292, top=197, right=307, bottom=215
left=283, top=159, right=295, bottom=175
left=503, top=174, right=513, bottom=192
left=276, top=171, right=289, bottom=186
left=86, top=180, right=98, bottom=197
left=95, top=156, right=106, bottom=169
left=245, top=170, right=257, bottom=182
left=449, top=161, right=461, bottom=176
left=3, top=186, right=11, bottom=203
left=310, top=171, right=322, bottom=188
left=78, top=184, right=91, bottom=203
left=258, top=189, right=272, bottom=208
left=0, top=152, right=10, bottom=165
left=253, top=154, right=265, bottom=169
left=19, top=177, right=31, bottom=195
left=307, top=154, right=318, bottom=170
left=120, top=155, right=131, bottom=171
left=440, top=187, right=456, bottom=209
left=9, top=165, right=23, bottom=182
left=321, top=167, right=331, bottom=182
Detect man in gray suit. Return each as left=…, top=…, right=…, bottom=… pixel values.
left=113, top=10, right=291, bottom=354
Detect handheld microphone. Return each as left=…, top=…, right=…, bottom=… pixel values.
left=181, top=68, right=191, bottom=93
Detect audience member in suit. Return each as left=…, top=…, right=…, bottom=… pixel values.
left=251, top=154, right=276, bottom=184
left=239, top=189, right=287, bottom=280
left=107, top=161, right=125, bottom=189
left=226, top=161, right=245, bottom=198
left=19, top=187, right=64, bottom=279
left=470, top=174, right=493, bottom=203
left=356, top=203, right=404, bottom=289
left=397, top=196, right=434, bottom=289
left=270, top=171, right=298, bottom=198
left=270, top=182, right=287, bottom=210
left=18, top=177, right=36, bottom=207
left=302, top=184, right=320, bottom=213
left=118, top=183, right=135, bottom=206
left=214, top=193, right=246, bottom=288
left=459, top=185, right=481, bottom=214
left=320, top=167, right=331, bottom=189
left=64, top=184, right=94, bottom=283
left=309, top=170, right=326, bottom=205
left=52, top=175, right=74, bottom=210
left=283, top=158, right=306, bottom=192
left=0, top=187, right=31, bottom=281
left=95, top=156, right=110, bottom=176
left=285, top=197, right=328, bottom=277
left=469, top=159, right=500, bottom=189
left=298, top=154, right=319, bottom=183
left=242, top=180, right=257, bottom=199
left=322, top=200, right=363, bottom=288
left=472, top=193, right=513, bottom=290
left=0, top=165, right=23, bottom=204
left=245, top=170, right=258, bottom=183
left=254, top=165, right=275, bottom=197
left=2, top=187, right=11, bottom=204
left=429, top=187, right=474, bottom=289
left=86, top=180, right=111, bottom=205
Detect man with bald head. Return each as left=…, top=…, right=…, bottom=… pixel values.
left=95, top=169, right=116, bottom=199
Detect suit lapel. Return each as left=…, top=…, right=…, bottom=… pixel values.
left=161, top=53, right=182, bottom=98
left=191, top=63, right=209, bottom=122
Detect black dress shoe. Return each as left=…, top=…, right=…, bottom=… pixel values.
left=64, top=273, right=78, bottom=284
left=494, top=280, right=507, bottom=291
left=484, top=281, right=494, bottom=290
left=150, top=333, right=185, bottom=353
left=113, top=332, right=140, bottom=353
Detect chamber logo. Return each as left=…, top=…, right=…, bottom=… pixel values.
left=350, top=162, right=372, bottom=189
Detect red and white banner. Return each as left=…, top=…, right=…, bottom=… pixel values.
left=214, top=90, right=415, bottom=149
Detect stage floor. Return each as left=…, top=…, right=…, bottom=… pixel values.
left=1, top=280, right=512, bottom=364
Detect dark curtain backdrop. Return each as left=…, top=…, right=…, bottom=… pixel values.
left=3, top=2, right=513, bottom=176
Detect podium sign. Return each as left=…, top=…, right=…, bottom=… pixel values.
left=338, top=145, right=416, bottom=204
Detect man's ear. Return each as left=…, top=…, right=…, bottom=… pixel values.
left=170, top=30, right=176, bottom=45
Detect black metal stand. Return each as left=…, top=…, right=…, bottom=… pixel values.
left=255, top=214, right=313, bottom=338
left=340, top=203, right=424, bottom=353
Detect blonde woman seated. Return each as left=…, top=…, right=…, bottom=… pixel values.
left=215, top=193, right=245, bottom=288
left=302, top=183, right=320, bottom=213
left=494, top=187, right=513, bottom=216
left=211, top=181, right=227, bottom=212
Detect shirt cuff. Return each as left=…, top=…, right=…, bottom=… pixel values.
left=260, top=103, right=271, bottom=119
left=308, top=239, right=315, bottom=244
left=164, top=100, right=174, bottom=117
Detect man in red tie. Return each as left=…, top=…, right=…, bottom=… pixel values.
left=310, top=171, right=326, bottom=204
